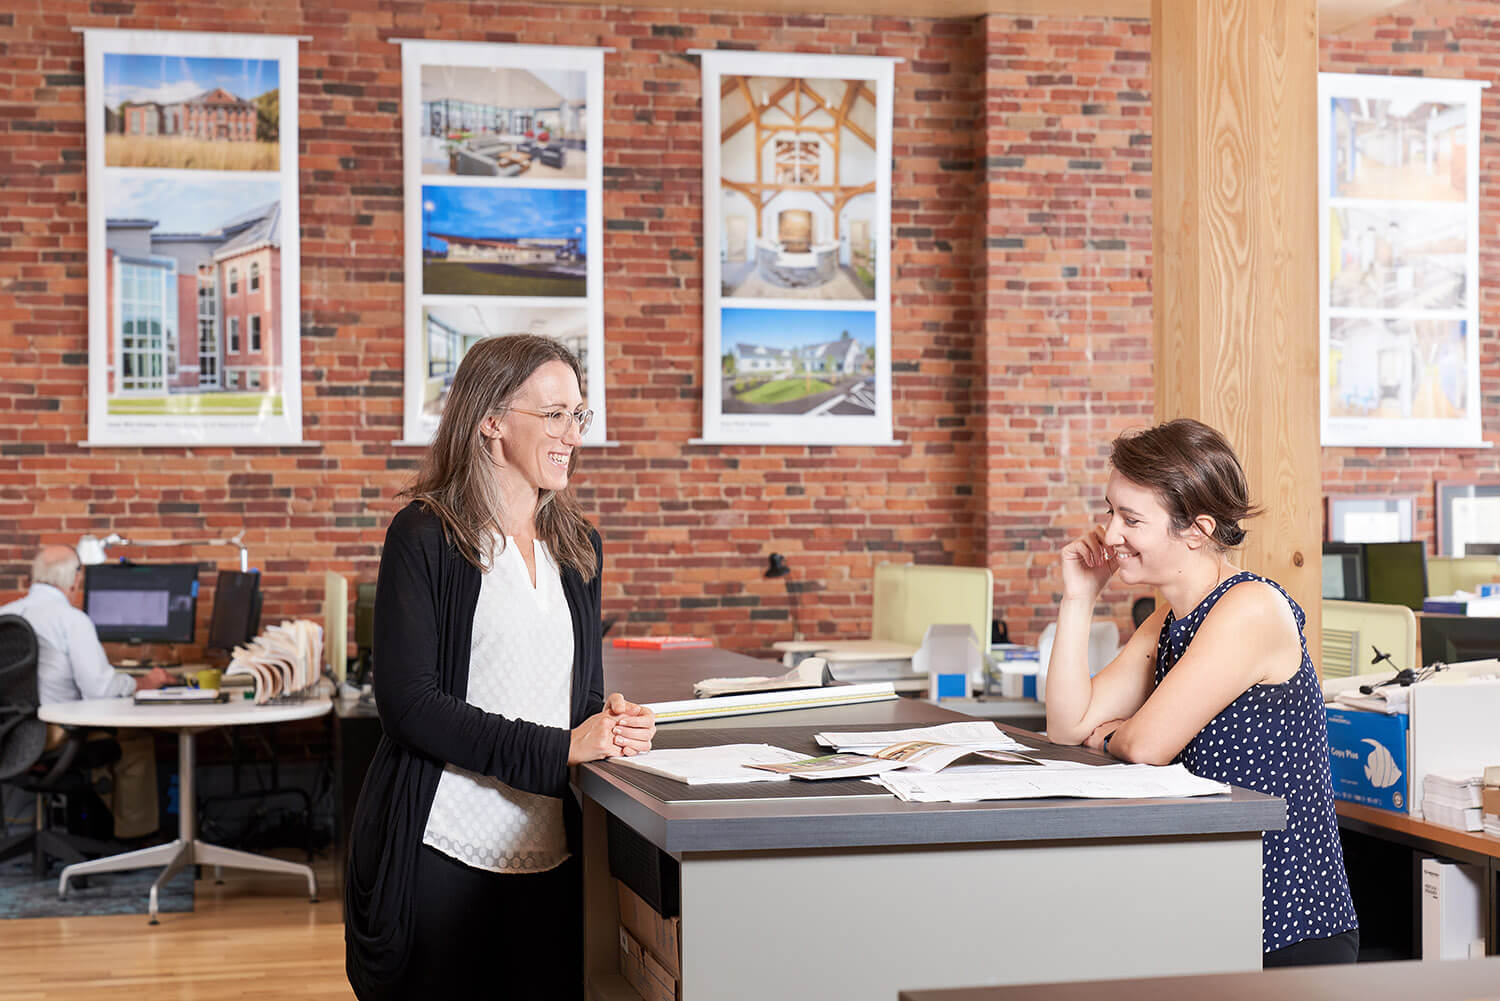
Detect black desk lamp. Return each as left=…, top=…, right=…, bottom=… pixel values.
left=763, top=553, right=800, bottom=640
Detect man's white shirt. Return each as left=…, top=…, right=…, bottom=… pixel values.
left=0, top=582, right=134, bottom=704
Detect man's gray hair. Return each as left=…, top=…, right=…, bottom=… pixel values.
left=31, top=546, right=81, bottom=591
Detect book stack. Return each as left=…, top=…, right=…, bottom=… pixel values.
left=1421, top=771, right=1484, bottom=832
left=225, top=619, right=324, bottom=704
left=1484, top=765, right=1500, bottom=838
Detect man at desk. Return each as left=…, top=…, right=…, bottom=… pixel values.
left=1, top=545, right=172, bottom=839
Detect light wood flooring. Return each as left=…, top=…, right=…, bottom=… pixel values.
left=0, top=856, right=353, bottom=1001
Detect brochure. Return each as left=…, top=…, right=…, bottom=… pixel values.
left=748, top=740, right=1042, bottom=781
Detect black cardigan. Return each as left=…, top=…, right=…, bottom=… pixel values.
left=344, top=502, right=604, bottom=1001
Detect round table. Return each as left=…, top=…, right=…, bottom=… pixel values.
left=39, top=696, right=332, bottom=923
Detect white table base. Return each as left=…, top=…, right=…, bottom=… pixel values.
left=58, top=725, right=318, bottom=924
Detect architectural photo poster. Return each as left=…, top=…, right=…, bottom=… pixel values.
left=399, top=40, right=606, bottom=445
left=698, top=50, right=896, bottom=446
left=1318, top=72, right=1486, bottom=448
left=84, top=29, right=303, bottom=446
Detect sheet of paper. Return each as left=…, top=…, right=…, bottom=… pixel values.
left=692, top=657, right=827, bottom=698
left=873, top=763, right=1230, bottom=803
left=610, top=744, right=805, bottom=785
left=814, top=720, right=1029, bottom=754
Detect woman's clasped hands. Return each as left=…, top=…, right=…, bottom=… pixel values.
left=568, top=692, right=656, bottom=765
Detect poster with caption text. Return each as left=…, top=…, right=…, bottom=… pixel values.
left=84, top=29, right=303, bottom=446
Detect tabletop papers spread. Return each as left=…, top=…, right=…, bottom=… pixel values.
left=610, top=744, right=807, bottom=785
left=873, top=762, right=1232, bottom=803
left=750, top=737, right=1041, bottom=781
left=813, top=720, right=1031, bottom=755
left=225, top=619, right=324, bottom=704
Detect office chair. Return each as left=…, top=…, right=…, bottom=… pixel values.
left=0, top=614, right=121, bottom=877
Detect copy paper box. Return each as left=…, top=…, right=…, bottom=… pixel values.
left=619, top=925, right=676, bottom=1001
left=1325, top=706, right=1409, bottom=813
left=617, top=878, right=681, bottom=978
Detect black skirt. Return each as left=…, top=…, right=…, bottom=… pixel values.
left=401, top=845, right=583, bottom=1000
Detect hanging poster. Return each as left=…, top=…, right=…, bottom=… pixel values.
left=84, top=29, right=302, bottom=446
left=398, top=40, right=606, bottom=445
left=1318, top=73, right=1487, bottom=448
left=698, top=50, right=896, bottom=446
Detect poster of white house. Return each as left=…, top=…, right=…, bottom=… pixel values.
left=1318, top=72, right=1484, bottom=448
left=401, top=40, right=607, bottom=445
left=85, top=29, right=302, bottom=446
left=699, top=50, right=894, bottom=446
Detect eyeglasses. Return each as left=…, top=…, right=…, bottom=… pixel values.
left=506, top=407, right=594, bottom=438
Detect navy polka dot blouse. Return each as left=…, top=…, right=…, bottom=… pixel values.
left=1155, top=571, right=1358, bottom=954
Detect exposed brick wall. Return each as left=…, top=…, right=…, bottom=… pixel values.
left=0, top=2, right=984, bottom=662
left=981, top=14, right=1155, bottom=643
left=2, top=2, right=1494, bottom=674
left=1319, top=6, right=1500, bottom=549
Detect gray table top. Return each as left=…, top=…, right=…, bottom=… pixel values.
left=578, top=702, right=1286, bottom=854
left=897, top=956, right=1500, bottom=1001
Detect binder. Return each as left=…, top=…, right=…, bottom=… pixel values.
left=1420, top=857, right=1484, bottom=960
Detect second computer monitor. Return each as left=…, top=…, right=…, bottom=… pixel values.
left=207, top=570, right=261, bottom=651
left=1363, top=541, right=1427, bottom=611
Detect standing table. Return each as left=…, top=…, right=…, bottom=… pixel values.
left=39, top=696, right=331, bottom=923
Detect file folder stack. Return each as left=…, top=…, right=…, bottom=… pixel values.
left=1421, top=772, right=1484, bottom=832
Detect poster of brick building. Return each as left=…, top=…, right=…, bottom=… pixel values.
left=699, top=50, right=895, bottom=446
left=85, top=29, right=301, bottom=445
left=1318, top=73, right=1485, bottom=448
left=399, top=40, right=607, bottom=445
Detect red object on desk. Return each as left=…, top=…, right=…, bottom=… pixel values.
left=611, top=636, right=714, bottom=650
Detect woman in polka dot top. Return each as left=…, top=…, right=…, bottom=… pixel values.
left=1045, top=418, right=1358, bottom=967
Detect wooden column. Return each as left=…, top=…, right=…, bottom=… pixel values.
left=1152, top=0, right=1323, bottom=669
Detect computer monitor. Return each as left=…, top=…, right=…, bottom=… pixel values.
left=207, top=570, right=261, bottom=651
left=83, top=562, right=199, bottom=644
left=1463, top=542, right=1500, bottom=556
left=1363, top=541, right=1427, bottom=611
left=1321, top=542, right=1366, bottom=601
left=1420, top=615, right=1500, bottom=666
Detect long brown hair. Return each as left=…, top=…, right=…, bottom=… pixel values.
left=1109, top=418, right=1262, bottom=550
left=403, top=335, right=597, bottom=580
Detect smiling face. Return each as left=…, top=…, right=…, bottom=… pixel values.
left=485, top=359, right=584, bottom=497
left=1102, top=468, right=1203, bottom=587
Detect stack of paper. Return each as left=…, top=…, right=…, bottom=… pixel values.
left=610, top=744, right=807, bottom=785
left=750, top=721, right=1041, bottom=781
left=692, top=657, right=830, bottom=698
left=1422, top=771, right=1484, bottom=832
left=226, top=619, right=324, bottom=704
left=874, top=763, right=1231, bottom=803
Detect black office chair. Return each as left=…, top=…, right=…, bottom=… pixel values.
left=0, top=614, right=120, bottom=877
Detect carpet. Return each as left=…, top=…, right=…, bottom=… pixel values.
left=0, top=855, right=194, bottom=919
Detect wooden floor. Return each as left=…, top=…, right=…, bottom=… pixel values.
left=0, top=856, right=354, bottom=1000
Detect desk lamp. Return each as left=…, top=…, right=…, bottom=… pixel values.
left=77, top=531, right=251, bottom=572
left=763, top=552, right=801, bottom=641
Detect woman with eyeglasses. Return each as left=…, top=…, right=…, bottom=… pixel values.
left=345, top=335, right=655, bottom=1000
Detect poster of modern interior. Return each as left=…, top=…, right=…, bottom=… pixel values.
left=103, top=52, right=280, bottom=170
left=85, top=29, right=302, bottom=446
left=421, top=184, right=586, bottom=297
left=720, top=308, right=876, bottom=416
left=1326, top=317, right=1468, bottom=421
left=1319, top=72, right=1482, bottom=447
left=420, top=65, right=587, bottom=180
left=401, top=41, right=607, bottom=444
left=1328, top=96, right=1466, bottom=202
left=1327, top=204, right=1465, bottom=311
left=700, top=50, right=895, bottom=446
left=718, top=76, right=877, bottom=301
left=417, top=304, right=591, bottom=441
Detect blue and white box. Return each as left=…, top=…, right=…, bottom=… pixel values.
left=1325, top=706, right=1409, bottom=813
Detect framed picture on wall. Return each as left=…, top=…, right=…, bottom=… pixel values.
left=83, top=29, right=303, bottom=446
left=1435, top=481, right=1500, bottom=556
left=1317, top=73, right=1488, bottom=448
left=396, top=39, right=607, bottom=446
left=696, top=49, right=897, bottom=446
left=1325, top=495, right=1415, bottom=543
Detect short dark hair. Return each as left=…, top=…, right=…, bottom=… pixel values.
left=1109, top=418, right=1261, bottom=550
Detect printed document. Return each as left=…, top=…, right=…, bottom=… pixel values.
left=610, top=744, right=807, bottom=785
left=814, top=720, right=1031, bottom=755
left=749, top=740, right=1040, bottom=781
left=874, top=763, right=1231, bottom=803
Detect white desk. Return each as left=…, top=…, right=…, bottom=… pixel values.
left=39, top=696, right=331, bottom=923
